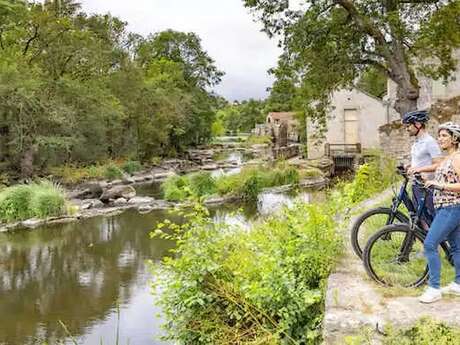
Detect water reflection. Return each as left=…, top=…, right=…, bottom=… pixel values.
left=0, top=210, right=178, bottom=345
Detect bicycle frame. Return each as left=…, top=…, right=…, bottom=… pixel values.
left=399, top=177, right=453, bottom=265
left=388, top=167, right=416, bottom=226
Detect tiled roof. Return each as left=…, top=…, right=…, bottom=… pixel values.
left=267, top=112, right=296, bottom=121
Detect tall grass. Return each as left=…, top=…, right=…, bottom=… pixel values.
left=160, top=164, right=303, bottom=202
left=0, top=181, right=66, bottom=222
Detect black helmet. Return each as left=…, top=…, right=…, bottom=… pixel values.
left=402, top=110, right=429, bottom=124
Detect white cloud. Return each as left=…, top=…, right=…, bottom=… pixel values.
left=79, top=0, right=282, bottom=101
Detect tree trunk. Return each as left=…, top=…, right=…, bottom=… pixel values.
left=394, top=84, right=419, bottom=116
left=388, top=33, right=419, bottom=116
left=20, top=144, right=38, bottom=178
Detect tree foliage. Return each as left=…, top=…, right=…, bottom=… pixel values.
left=214, top=99, right=265, bottom=134
left=0, top=0, right=224, bottom=176
left=244, top=0, right=460, bottom=117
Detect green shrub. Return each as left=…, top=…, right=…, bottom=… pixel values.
left=152, top=202, right=342, bottom=344
left=346, top=318, right=460, bottom=345
left=87, top=165, right=105, bottom=179
left=383, top=318, right=460, bottom=345
left=342, top=157, right=395, bottom=205
left=122, top=160, right=142, bottom=175
left=29, top=181, right=66, bottom=218
left=161, top=175, right=190, bottom=201
left=104, top=163, right=124, bottom=180
left=188, top=172, right=217, bottom=197
left=215, top=173, right=240, bottom=196
left=240, top=172, right=263, bottom=201
left=0, top=181, right=66, bottom=222
left=0, top=185, right=33, bottom=221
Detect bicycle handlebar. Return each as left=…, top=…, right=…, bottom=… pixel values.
left=412, top=172, right=443, bottom=191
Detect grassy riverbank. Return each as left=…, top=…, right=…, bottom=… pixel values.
left=161, top=163, right=323, bottom=202
left=0, top=181, right=66, bottom=222
left=152, top=157, right=395, bottom=344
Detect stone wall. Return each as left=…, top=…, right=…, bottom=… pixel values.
left=379, top=96, right=460, bottom=164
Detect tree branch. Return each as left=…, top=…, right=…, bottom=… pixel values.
left=359, top=58, right=391, bottom=77
left=23, top=24, right=39, bottom=56
left=59, top=54, right=74, bottom=77
left=334, top=0, right=391, bottom=57
left=0, top=29, right=4, bottom=50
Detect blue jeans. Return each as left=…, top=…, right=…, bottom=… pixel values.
left=424, top=205, right=460, bottom=288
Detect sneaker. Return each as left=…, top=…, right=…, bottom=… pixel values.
left=441, top=282, right=460, bottom=296
left=418, top=287, right=442, bottom=303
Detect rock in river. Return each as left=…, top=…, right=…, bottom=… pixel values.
left=100, top=185, right=136, bottom=202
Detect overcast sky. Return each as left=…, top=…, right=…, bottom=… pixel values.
left=78, top=0, right=283, bottom=101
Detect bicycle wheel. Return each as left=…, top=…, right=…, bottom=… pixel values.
left=351, top=207, right=409, bottom=259
left=363, top=224, right=428, bottom=288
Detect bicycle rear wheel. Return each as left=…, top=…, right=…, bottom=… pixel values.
left=351, top=207, right=409, bottom=259
left=363, top=224, right=428, bottom=288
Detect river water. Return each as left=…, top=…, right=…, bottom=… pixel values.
left=0, top=153, right=324, bottom=345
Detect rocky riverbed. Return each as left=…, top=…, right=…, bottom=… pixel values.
left=0, top=148, right=332, bottom=232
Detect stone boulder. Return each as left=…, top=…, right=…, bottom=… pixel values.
left=80, top=199, right=105, bottom=210
left=69, top=182, right=104, bottom=199
left=128, top=196, right=155, bottom=204
left=100, top=185, right=136, bottom=203
left=113, top=198, right=128, bottom=206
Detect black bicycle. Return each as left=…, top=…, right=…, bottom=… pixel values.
left=362, top=174, right=453, bottom=287
left=350, top=165, right=414, bottom=259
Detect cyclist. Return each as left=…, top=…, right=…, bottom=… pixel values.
left=411, top=122, right=460, bottom=303
left=404, top=110, right=442, bottom=224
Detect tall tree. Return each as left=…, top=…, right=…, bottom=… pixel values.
left=136, top=30, right=224, bottom=89
left=244, top=0, right=460, bottom=116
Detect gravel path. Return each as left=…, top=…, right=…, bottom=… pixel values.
left=323, top=188, right=460, bottom=344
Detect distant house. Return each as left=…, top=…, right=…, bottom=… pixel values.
left=266, top=112, right=300, bottom=143
left=307, top=88, right=390, bottom=159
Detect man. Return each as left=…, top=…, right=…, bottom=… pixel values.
left=405, top=110, right=442, bottom=222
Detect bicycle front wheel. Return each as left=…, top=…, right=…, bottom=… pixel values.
left=363, top=224, right=428, bottom=288
left=351, top=207, right=409, bottom=259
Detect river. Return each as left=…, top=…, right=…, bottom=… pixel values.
left=0, top=152, right=325, bottom=345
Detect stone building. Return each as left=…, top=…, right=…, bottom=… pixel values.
left=266, top=112, right=300, bottom=143
left=307, top=88, right=390, bottom=159
left=380, top=50, right=460, bottom=162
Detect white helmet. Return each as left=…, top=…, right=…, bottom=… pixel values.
left=439, top=122, right=460, bottom=141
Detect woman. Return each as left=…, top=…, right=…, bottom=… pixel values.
left=410, top=121, right=460, bottom=303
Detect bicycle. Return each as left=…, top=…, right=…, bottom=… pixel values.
left=362, top=174, right=453, bottom=287
left=350, top=165, right=415, bottom=259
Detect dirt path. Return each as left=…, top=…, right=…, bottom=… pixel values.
left=323, top=189, right=460, bottom=344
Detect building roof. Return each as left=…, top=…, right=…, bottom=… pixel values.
left=267, top=112, right=296, bottom=121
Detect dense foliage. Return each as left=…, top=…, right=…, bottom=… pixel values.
left=214, top=99, right=266, bottom=134
left=0, top=180, right=66, bottom=221
left=0, top=0, right=224, bottom=177
left=153, top=202, right=341, bottom=344
left=152, top=156, right=395, bottom=344
left=244, top=0, right=460, bottom=117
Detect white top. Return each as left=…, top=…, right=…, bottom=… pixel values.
left=411, top=133, right=442, bottom=168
